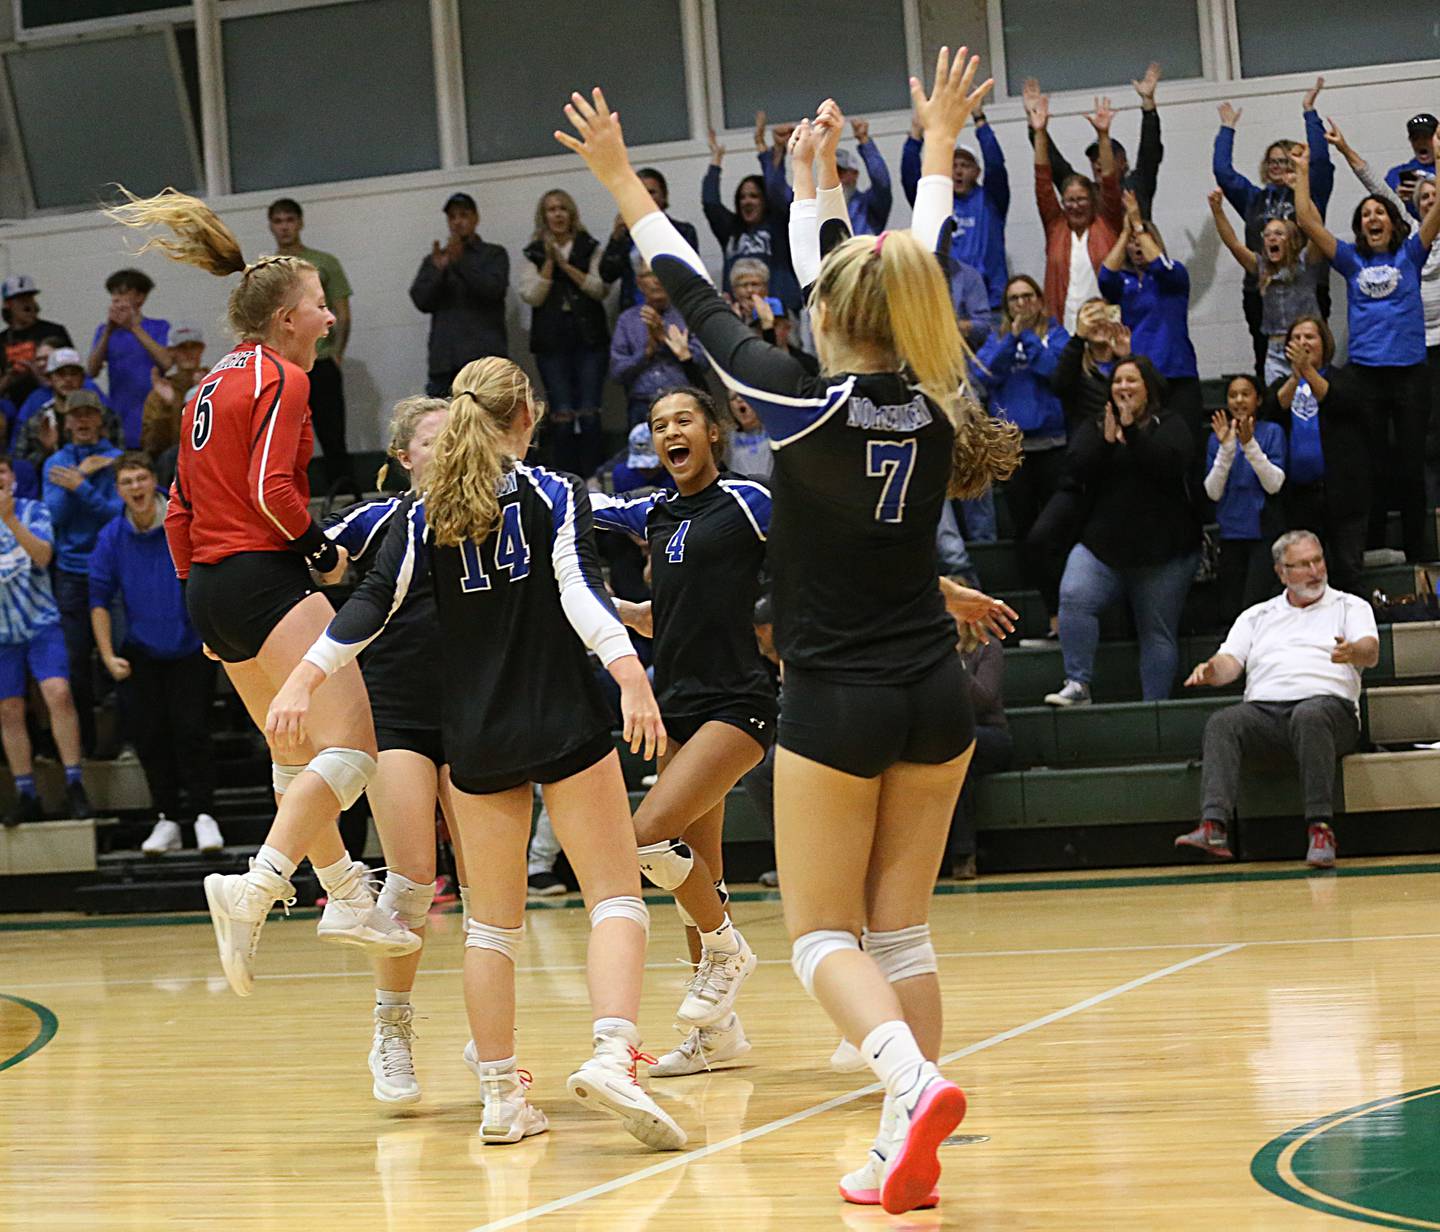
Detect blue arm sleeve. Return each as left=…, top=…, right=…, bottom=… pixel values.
left=978, top=125, right=1010, bottom=218
left=1097, top=266, right=1125, bottom=304
left=324, top=498, right=399, bottom=562
left=859, top=142, right=893, bottom=230
left=589, top=491, right=654, bottom=537
left=1147, top=256, right=1190, bottom=293
left=1213, top=127, right=1257, bottom=216
left=719, top=477, right=771, bottom=539
left=976, top=332, right=1016, bottom=383
left=87, top=525, right=117, bottom=609
left=1305, top=109, right=1335, bottom=214
left=761, top=150, right=793, bottom=212
left=701, top=166, right=735, bottom=247
left=900, top=136, right=922, bottom=207
left=1029, top=325, right=1069, bottom=378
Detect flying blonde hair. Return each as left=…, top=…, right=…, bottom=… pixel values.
left=424, top=359, right=543, bottom=546
left=812, top=230, right=1020, bottom=498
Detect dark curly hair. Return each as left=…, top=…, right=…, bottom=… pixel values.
left=1351, top=194, right=1410, bottom=257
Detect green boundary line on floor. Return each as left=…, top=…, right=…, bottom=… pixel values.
left=3, top=859, right=1439, bottom=932
left=0, top=992, right=58, bottom=1072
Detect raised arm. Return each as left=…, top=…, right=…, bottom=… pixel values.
left=1028, top=91, right=1062, bottom=227
left=701, top=131, right=737, bottom=246
left=855, top=124, right=893, bottom=230
left=909, top=47, right=993, bottom=250
left=1209, top=188, right=1259, bottom=275
left=1213, top=102, right=1258, bottom=215
left=1421, top=133, right=1440, bottom=248
left=1290, top=144, right=1337, bottom=261
left=1302, top=84, right=1335, bottom=213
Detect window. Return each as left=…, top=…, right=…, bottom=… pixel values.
left=1000, top=0, right=1201, bottom=94
left=714, top=0, right=910, bottom=130
left=222, top=0, right=438, bottom=193
left=917, top=0, right=992, bottom=93
left=459, top=0, right=690, bottom=164
left=1235, top=0, right=1440, bottom=78
left=16, top=0, right=187, bottom=37
left=5, top=30, right=198, bottom=208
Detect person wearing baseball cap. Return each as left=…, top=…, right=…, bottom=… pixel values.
left=140, top=322, right=207, bottom=467
left=1384, top=113, right=1439, bottom=209
left=14, top=349, right=119, bottom=472
left=0, top=274, right=74, bottom=409
left=409, top=191, right=509, bottom=397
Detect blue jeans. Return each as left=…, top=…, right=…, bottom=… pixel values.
left=535, top=347, right=608, bottom=476
left=958, top=488, right=996, bottom=543
left=1057, top=543, right=1199, bottom=700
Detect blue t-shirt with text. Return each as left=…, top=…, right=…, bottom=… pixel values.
left=1331, top=234, right=1427, bottom=367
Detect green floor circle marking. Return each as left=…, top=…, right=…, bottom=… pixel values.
left=1252, top=1085, right=1440, bottom=1229
left=0, top=992, right=58, bottom=1072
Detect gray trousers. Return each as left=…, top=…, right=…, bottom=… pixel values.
left=1200, top=697, right=1359, bottom=825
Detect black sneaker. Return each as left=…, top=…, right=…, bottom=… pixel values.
left=65, top=781, right=93, bottom=820
left=526, top=871, right=566, bottom=898
left=5, top=793, right=42, bottom=827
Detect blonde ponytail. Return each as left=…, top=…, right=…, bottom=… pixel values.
left=106, top=185, right=315, bottom=341
left=813, top=231, right=1021, bottom=500
left=424, top=359, right=536, bottom=547
left=377, top=395, right=449, bottom=489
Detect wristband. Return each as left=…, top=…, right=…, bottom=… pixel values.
left=293, top=519, right=340, bottom=575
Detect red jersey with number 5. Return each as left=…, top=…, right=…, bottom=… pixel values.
left=164, top=342, right=315, bottom=578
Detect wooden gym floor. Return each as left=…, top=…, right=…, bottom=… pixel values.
left=4, top=858, right=1440, bottom=1230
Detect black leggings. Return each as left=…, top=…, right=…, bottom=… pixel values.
left=1004, top=447, right=1067, bottom=615
left=125, top=648, right=217, bottom=821
left=1351, top=361, right=1430, bottom=558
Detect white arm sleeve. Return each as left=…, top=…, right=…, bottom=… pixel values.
left=1241, top=437, right=1286, bottom=494
left=789, top=197, right=821, bottom=289
left=1203, top=437, right=1236, bottom=502
left=631, top=210, right=713, bottom=283
left=911, top=174, right=953, bottom=254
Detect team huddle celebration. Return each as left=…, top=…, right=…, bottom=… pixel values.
left=5, top=3, right=1440, bottom=1227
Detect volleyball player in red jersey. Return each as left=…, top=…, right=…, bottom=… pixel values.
left=107, top=190, right=420, bottom=997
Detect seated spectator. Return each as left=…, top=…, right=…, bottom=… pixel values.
left=520, top=188, right=610, bottom=477
left=1261, top=315, right=1369, bottom=597
left=1046, top=355, right=1201, bottom=706
left=1174, top=530, right=1378, bottom=869
left=1384, top=112, right=1438, bottom=209
left=1024, top=63, right=1164, bottom=218
left=409, top=191, right=509, bottom=397
left=1204, top=375, right=1286, bottom=623
left=16, top=350, right=120, bottom=471
left=946, top=627, right=1011, bottom=880
left=89, top=453, right=220, bottom=856
left=726, top=392, right=772, bottom=480
left=600, top=168, right=700, bottom=309
left=1028, top=88, right=1123, bottom=331
left=1210, top=190, right=1323, bottom=386
left=42, top=391, right=122, bottom=755
left=0, top=455, right=88, bottom=826
left=140, top=323, right=206, bottom=466
left=1100, top=192, right=1202, bottom=429
left=1292, top=138, right=1440, bottom=563
left=86, top=268, right=171, bottom=448
left=901, top=103, right=1009, bottom=310
left=702, top=124, right=800, bottom=311
left=977, top=275, right=1070, bottom=636
left=1052, top=298, right=1128, bottom=428
left=0, top=276, right=72, bottom=411
left=609, top=265, right=705, bottom=426
left=1212, top=80, right=1332, bottom=379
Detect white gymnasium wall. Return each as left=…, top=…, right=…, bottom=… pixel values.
left=0, top=61, right=1434, bottom=451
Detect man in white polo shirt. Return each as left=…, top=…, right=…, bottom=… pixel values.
left=1174, top=530, right=1379, bottom=868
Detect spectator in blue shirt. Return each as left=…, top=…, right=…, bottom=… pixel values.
left=726, top=392, right=771, bottom=481
left=608, top=265, right=706, bottom=426
left=599, top=168, right=701, bottom=309
left=1294, top=138, right=1440, bottom=563
left=90, top=453, right=220, bottom=856
left=1100, top=191, right=1201, bottom=432
left=42, top=390, right=122, bottom=756
left=934, top=217, right=994, bottom=349
left=1384, top=112, right=1438, bottom=213
left=703, top=123, right=800, bottom=311
left=0, top=455, right=88, bottom=826
left=1203, top=376, right=1287, bottom=622
left=901, top=109, right=1009, bottom=309
left=1213, top=79, right=1333, bottom=380
left=769, top=116, right=892, bottom=238
left=15, top=347, right=119, bottom=471
left=86, top=268, right=171, bottom=449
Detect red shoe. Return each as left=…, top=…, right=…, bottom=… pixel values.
left=1306, top=823, right=1337, bottom=868
left=881, top=1074, right=967, bottom=1215
left=839, top=1095, right=939, bottom=1209
left=1174, top=820, right=1233, bottom=860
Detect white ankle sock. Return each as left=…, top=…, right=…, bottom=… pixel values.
left=376, top=989, right=411, bottom=1008
left=700, top=914, right=741, bottom=955
left=593, top=1016, right=637, bottom=1044
left=253, top=844, right=297, bottom=881
left=860, top=1020, right=928, bottom=1101
left=314, top=853, right=356, bottom=893
left=476, top=1053, right=516, bottom=1074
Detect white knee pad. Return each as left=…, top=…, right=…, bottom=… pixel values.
left=465, top=918, right=524, bottom=963
left=636, top=839, right=693, bottom=891
left=272, top=762, right=305, bottom=796
left=459, top=885, right=471, bottom=925
left=791, top=929, right=861, bottom=997
left=590, top=895, right=650, bottom=936
left=377, top=871, right=435, bottom=931
left=863, top=924, right=938, bottom=983
left=307, top=747, right=377, bottom=810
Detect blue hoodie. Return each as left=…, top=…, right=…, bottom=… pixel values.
left=902, top=123, right=1010, bottom=308
left=43, top=440, right=123, bottom=573
left=977, top=323, right=1070, bottom=441
left=87, top=494, right=200, bottom=659
left=1098, top=257, right=1199, bottom=379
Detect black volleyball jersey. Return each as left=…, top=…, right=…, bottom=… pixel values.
left=306, top=465, right=630, bottom=783
left=592, top=473, right=774, bottom=719
left=325, top=498, right=441, bottom=732
left=630, top=211, right=958, bottom=684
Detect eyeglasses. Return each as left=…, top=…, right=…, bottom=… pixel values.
left=1280, top=556, right=1324, bottom=571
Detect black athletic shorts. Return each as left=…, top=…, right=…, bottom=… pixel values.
left=778, top=653, right=975, bottom=778
left=448, top=729, right=614, bottom=797
left=665, top=703, right=777, bottom=752
left=376, top=726, right=447, bottom=769
left=186, top=552, right=316, bottom=664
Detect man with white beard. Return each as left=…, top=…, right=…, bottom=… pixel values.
left=1173, top=530, right=1378, bottom=868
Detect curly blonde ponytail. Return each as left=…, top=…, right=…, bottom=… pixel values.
left=424, top=359, right=537, bottom=547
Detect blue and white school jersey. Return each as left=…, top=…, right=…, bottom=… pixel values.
left=308, top=465, right=630, bottom=784
left=593, top=472, right=774, bottom=719
left=1206, top=420, right=1287, bottom=541
left=0, top=497, right=58, bottom=645
left=1332, top=234, right=1428, bottom=367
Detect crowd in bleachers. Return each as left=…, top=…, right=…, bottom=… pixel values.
left=0, top=67, right=1437, bottom=869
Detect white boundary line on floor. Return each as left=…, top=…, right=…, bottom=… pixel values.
left=467, top=944, right=1245, bottom=1232
left=7, top=931, right=1440, bottom=993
